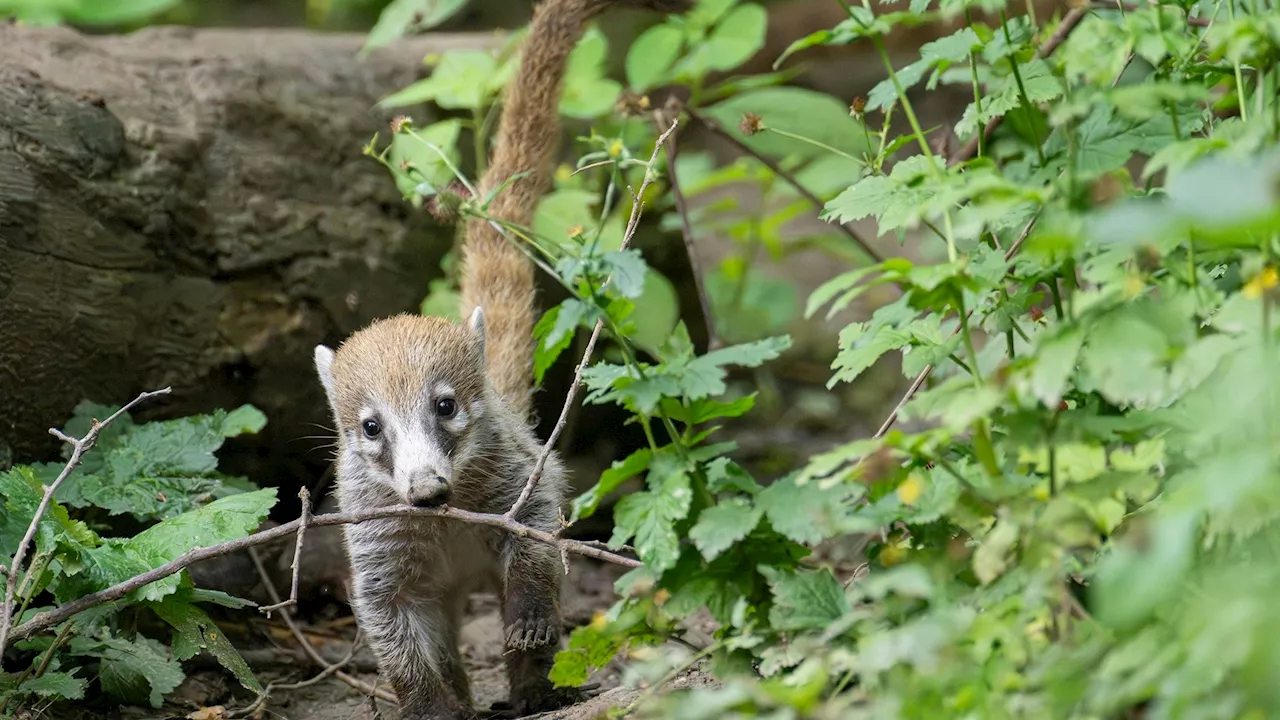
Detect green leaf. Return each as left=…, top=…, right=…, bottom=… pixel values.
left=601, top=249, right=648, bottom=299
left=19, top=671, right=87, bottom=700
left=363, top=0, right=472, bottom=53
left=758, top=475, right=861, bottom=545
left=972, top=518, right=1019, bottom=585
left=572, top=448, right=653, bottom=523
left=219, top=405, right=267, bottom=437
left=627, top=23, right=684, bottom=91
left=629, top=270, right=682, bottom=356
left=702, top=87, right=874, bottom=162
left=759, top=566, right=851, bottom=631
left=689, top=498, right=762, bottom=561
left=389, top=119, right=464, bottom=199
left=1028, top=326, right=1085, bottom=409
left=701, top=3, right=767, bottom=72
left=532, top=303, right=578, bottom=386
left=152, top=595, right=262, bottom=692
left=680, top=336, right=792, bottom=400
left=124, top=489, right=277, bottom=601
left=610, top=471, right=691, bottom=575
left=61, top=0, right=181, bottom=24
left=704, top=457, right=762, bottom=495
left=380, top=52, right=503, bottom=109
left=68, top=635, right=184, bottom=707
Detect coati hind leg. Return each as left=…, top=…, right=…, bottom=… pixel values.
left=500, top=538, right=582, bottom=714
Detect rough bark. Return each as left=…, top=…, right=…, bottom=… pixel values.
left=0, top=25, right=498, bottom=482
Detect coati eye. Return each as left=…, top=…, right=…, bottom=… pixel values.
left=361, top=419, right=382, bottom=438
left=435, top=398, right=457, bottom=417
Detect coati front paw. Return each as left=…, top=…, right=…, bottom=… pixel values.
left=504, top=612, right=559, bottom=650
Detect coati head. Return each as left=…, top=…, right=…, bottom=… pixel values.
left=314, top=310, right=489, bottom=508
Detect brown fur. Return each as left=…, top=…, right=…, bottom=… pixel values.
left=315, top=2, right=691, bottom=718
left=460, top=0, right=694, bottom=421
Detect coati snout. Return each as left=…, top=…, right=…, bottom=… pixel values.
left=408, top=470, right=451, bottom=507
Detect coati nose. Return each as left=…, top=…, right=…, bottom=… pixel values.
left=408, top=474, right=451, bottom=508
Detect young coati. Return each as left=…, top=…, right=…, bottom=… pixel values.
left=313, top=1, right=691, bottom=718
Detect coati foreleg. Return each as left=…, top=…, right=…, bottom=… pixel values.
left=349, top=549, right=477, bottom=720
left=500, top=536, right=575, bottom=714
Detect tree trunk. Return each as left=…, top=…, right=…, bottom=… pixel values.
left=0, top=25, right=496, bottom=491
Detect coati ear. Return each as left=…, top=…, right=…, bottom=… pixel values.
left=468, top=306, right=486, bottom=362
left=314, top=345, right=338, bottom=408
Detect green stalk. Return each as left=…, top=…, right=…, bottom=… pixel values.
left=762, top=127, right=861, bottom=162
left=966, top=8, right=986, bottom=159
left=1000, top=10, right=1046, bottom=166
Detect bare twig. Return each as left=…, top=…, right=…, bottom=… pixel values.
left=231, top=632, right=366, bottom=718
left=10, top=502, right=641, bottom=646
left=656, top=104, right=720, bottom=350
left=260, top=487, right=312, bottom=616
left=948, top=7, right=1088, bottom=168
left=505, top=120, right=680, bottom=521
left=246, top=547, right=395, bottom=705
left=686, top=106, right=884, bottom=264
left=0, top=387, right=171, bottom=654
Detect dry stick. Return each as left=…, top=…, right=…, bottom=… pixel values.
left=505, top=119, right=680, bottom=522
left=260, top=487, right=312, bottom=615
left=657, top=106, right=720, bottom=350
left=231, top=632, right=365, bottom=719
left=947, top=7, right=1088, bottom=168
left=0, top=387, right=172, bottom=654
left=11, top=502, right=640, bottom=645
left=246, top=546, right=396, bottom=705
left=685, top=106, right=884, bottom=264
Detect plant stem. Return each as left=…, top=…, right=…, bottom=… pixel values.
left=966, top=8, right=987, bottom=159
left=763, top=127, right=861, bottom=162
left=1000, top=10, right=1047, bottom=166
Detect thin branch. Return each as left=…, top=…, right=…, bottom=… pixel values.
left=656, top=105, right=720, bottom=350
left=0, top=387, right=172, bottom=654
left=505, top=119, right=680, bottom=521
left=10, top=502, right=641, bottom=645
left=260, top=487, right=312, bottom=616
left=948, top=7, right=1088, bottom=167
left=246, top=547, right=395, bottom=705
left=686, top=106, right=884, bottom=264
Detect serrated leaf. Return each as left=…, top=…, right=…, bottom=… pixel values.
left=572, top=448, right=653, bottom=523
left=124, top=489, right=277, bottom=601
left=680, top=336, right=792, bottom=399
left=532, top=303, right=577, bottom=386
left=758, top=475, right=861, bottom=545
left=689, top=498, right=762, bottom=561
left=609, top=472, right=691, bottom=575
left=19, top=671, right=87, bottom=700
left=704, top=457, right=762, bottom=494
left=152, top=595, right=262, bottom=692
left=68, top=635, right=184, bottom=707
left=759, top=566, right=851, bottom=631
left=601, top=249, right=648, bottom=299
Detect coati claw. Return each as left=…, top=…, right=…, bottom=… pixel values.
left=504, top=613, right=559, bottom=650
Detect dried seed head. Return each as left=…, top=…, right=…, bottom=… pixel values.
left=390, top=115, right=412, bottom=134
left=428, top=181, right=472, bottom=224
left=739, top=112, right=764, bottom=137
left=850, top=96, right=867, bottom=117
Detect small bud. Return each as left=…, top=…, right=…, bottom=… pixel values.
left=850, top=96, right=867, bottom=118
left=390, top=115, right=412, bottom=134
left=567, top=225, right=586, bottom=241
left=614, top=90, right=651, bottom=117
left=428, top=181, right=473, bottom=224
left=739, top=112, right=764, bottom=137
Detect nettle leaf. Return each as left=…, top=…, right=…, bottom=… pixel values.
left=775, top=7, right=924, bottom=65
left=609, top=471, right=692, bottom=575
left=124, top=489, right=278, bottom=601
left=572, top=447, right=654, bottom=523
left=689, top=498, right=762, bottom=561
left=1026, top=325, right=1085, bottom=409
left=866, top=27, right=982, bottom=112
left=759, top=565, right=851, bottom=631
left=1, top=466, right=99, bottom=564
left=758, top=475, right=863, bottom=546
left=51, top=405, right=267, bottom=521
left=627, top=23, right=684, bottom=91
left=152, top=594, right=261, bottom=692
left=956, top=59, right=1062, bottom=138
left=662, top=394, right=758, bottom=426
left=704, top=457, right=762, bottom=495
left=68, top=635, right=184, bottom=708
left=19, top=671, right=87, bottom=700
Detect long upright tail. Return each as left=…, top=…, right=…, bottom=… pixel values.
left=459, top=0, right=691, bottom=421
